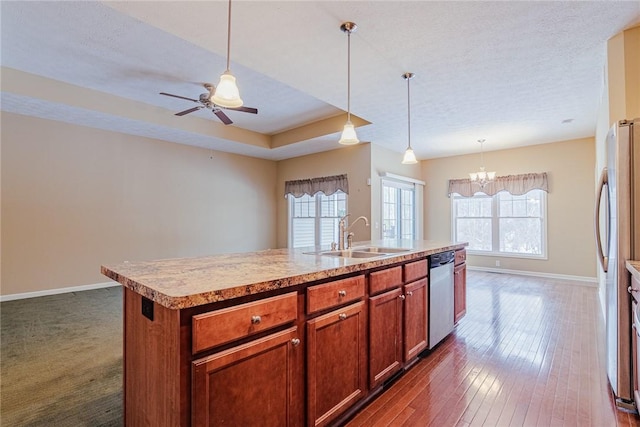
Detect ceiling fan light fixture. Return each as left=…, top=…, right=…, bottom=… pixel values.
left=339, top=120, right=359, bottom=145
left=212, top=71, right=243, bottom=108
left=338, top=21, right=359, bottom=146
left=212, top=0, right=244, bottom=109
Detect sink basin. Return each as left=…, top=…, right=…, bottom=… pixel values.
left=319, top=250, right=386, bottom=259
left=353, top=246, right=410, bottom=254
left=304, top=246, right=411, bottom=259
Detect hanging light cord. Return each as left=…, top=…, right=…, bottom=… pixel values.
left=225, top=0, right=232, bottom=72
left=407, top=76, right=411, bottom=149
left=479, top=139, right=485, bottom=168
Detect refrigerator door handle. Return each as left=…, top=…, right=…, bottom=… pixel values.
left=595, top=167, right=610, bottom=272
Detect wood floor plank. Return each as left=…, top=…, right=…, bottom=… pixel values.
left=345, top=271, right=640, bottom=427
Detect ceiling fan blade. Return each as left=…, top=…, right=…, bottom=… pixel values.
left=214, top=109, right=233, bottom=125
left=224, top=106, right=258, bottom=114
left=175, top=106, right=203, bottom=116
left=159, top=92, right=199, bottom=103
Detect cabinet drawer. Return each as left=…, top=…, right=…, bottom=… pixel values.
left=370, top=266, right=403, bottom=295
left=192, top=292, right=297, bottom=354
left=307, top=275, right=365, bottom=314
left=455, top=249, right=467, bottom=266
left=404, top=259, right=428, bottom=283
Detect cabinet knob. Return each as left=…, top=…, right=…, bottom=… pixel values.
left=339, top=313, right=347, bottom=320
left=406, top=291, right=413, bottom=297
left=338, top=290, right=347, bottom=297
left=399, top=295, right=406, bottom=300
left=291, top=338, right=301, bottom=347
left=251, top=315, right=262, bottom=324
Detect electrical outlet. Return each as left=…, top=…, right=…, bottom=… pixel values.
left=495, top=260, right=501, bottom=267
left=141, top=296, right=154, bottom=321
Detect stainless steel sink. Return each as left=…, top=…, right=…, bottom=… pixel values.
left=304, top=246, right=410, bottom=259
left=317, top=250, right=386, bottom=259
left=352, top=246, right=410, bottom=253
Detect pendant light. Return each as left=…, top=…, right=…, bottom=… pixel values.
left=339, top=22, right=359, bottom=145
left=469, top=139, right=496, bottom=187
left=211, top=0, right=243, bottom=108
left=401, top=72, right=418, bottom=164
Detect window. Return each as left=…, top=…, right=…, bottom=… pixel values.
left=288, top=191, right=347, bottom=248
left=382, top=179, right=416, bottom=240
left=452, top=189, right=546, bottom=258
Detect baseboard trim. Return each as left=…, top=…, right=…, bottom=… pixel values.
left=468, top=266, right=598, bottom=286
left=0, top=282, right=119, bottom=302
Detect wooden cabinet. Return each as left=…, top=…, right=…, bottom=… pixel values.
left=403, top=278, right=428, bottom=361
left=192, top=327, right=302, bottom=427
left=369, top=288, right=403, bottom=388
left=120, top=247, right=466, bottom=427
left=369, top=259, right=428, bottom=390
left=454, top=249, right=467, bottom=324
left=307, top=300, right=367, bottom=427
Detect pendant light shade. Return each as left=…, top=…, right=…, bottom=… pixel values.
left=401, top=72, right=418, bottom=164
left=402, top=147, right=417, bottom=164
left=339, top=22, right=359, bottom=145
left=339, top=121, right=359, bottom=145
left=212, top=71, right=243, bottom=108
left=212, top=0, right=243, bottom=109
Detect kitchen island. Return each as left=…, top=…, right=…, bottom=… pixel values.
left=102, top=240, right=467, bottom=427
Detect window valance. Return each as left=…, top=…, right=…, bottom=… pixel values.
left=448, top=172, right=548, bottom=197
left=284, top=174, right=349, bottom=198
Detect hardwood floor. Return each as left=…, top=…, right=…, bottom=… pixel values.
left=346, top=271, right=640, bottom=427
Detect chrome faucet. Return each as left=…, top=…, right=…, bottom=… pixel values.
left=337, top=214, right=369, bottom=250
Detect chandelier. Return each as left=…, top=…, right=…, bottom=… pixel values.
left=469, top=139, right=496, bottom=187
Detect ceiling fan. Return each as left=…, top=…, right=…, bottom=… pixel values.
left=159, top=83, right=257, bottom=125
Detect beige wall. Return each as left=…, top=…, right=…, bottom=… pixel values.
left=422, top=137, right=596, bottom=279
left=275, top=144, right=372, bottom=248
left=1, top=112, right=277, bottom=296
left=607, top=25, right=640, bottom=126
left=370, top=144, right=423, bottom=239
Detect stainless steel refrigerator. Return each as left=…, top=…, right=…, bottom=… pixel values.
left=595, top=118, right=639, bottom=409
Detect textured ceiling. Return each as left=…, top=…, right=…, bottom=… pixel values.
left=1, top=1, right=639, bottom=161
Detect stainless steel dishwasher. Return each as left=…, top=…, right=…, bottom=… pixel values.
left=428, top=250, right=455, bottom=349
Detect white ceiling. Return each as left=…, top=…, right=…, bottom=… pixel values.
left=2, top=1, right=639, bottom=161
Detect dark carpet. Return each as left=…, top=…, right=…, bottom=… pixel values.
left=1, top=286, right=123, bottom=426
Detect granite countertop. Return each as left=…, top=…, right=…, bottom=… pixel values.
left=628, top=260, right=640, bottom=282
left=101, top=240, right=467, bottom=309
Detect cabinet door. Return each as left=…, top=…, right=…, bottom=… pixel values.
left=404, top=278, right=428, bottom=362
left=307, top=301, right=367, bottom=427
left=454, top=263, right=467, bottom=324
left=192, top=327, right=302, bottom=427
left=369, top=288, right=403, bottom=389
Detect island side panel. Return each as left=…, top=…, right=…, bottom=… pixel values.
left=124, top=287, right=183, bottom=426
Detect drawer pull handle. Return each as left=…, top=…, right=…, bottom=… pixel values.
left=291, top=338, right=301, bottom=347
left=339, top=313, right=347, bottom=320
left=399, top=295, right=406, bottom=300
left=251, top=315, right=262, bottom=324
left=338, top=290, right=347, bottom=297
left=406, top=291, right=413, bottom=297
